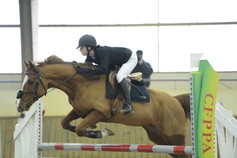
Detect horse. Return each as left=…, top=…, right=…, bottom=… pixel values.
left=16, top=55, right=191, bottom=158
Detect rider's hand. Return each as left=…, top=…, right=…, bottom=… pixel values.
left=76, top=66, right=95, bottom=74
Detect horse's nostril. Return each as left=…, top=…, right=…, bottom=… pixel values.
left=17, top=106, right=23, bottom=113
left=20, top=113, right=25, bottom=118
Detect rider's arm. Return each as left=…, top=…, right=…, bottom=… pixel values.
left=77, top=52, right=109, bottom=75
left=76, top=66, right=106, bottom=75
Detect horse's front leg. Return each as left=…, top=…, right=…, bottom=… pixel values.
left=75, top=110, right=114, bottom=138
left=61, top=109, right=82, bottom=132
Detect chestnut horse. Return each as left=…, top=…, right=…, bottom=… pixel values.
left=16, top=56, right=191, bottom=158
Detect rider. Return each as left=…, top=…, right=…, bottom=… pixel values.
left=76, top=34, right=137, bottom=115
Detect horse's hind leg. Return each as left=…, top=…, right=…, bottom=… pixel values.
left=143, top=125, right=168, bottom=145
left=143, top=125, right=190, bottom=158
left=75, top=110, right=113, bottom=138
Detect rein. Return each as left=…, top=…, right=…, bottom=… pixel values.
left=47, top=71, right=78, bottom=94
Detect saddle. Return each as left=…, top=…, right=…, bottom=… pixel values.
left=106, top=71, right=150, bottom=103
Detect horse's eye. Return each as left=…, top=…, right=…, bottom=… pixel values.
left=27, top=80, right=34, bottom=85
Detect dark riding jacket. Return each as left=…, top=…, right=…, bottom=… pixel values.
left=84, top=45, right=132, bottom=75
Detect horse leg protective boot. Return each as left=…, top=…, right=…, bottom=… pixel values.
left=86, top=130, right=102, bottom=138
left=119, top=78, right=134, bottom=115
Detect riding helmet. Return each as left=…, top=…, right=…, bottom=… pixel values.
left=76, top=34, right=97, bottom=48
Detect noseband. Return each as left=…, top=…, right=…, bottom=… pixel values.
left=16, top=67, right=47, bottom=110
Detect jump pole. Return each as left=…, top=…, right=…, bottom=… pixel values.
left=38, top=143, right=192, bottom=154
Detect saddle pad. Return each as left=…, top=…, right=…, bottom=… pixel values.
left=106, top=82, right=116, bottom=99
left=106, top=82, right=150, bottom=103
left=131, top=85, right=150, bottom=102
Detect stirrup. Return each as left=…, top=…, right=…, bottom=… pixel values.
left=120, top=103, right=134, bottom=115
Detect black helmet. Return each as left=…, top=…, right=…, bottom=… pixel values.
left=76, top=34, right=97, bottom=49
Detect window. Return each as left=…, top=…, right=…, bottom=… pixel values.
left=0, top=0, right=19, bottom=24
left=0, top=28, right=21, bottom=73
left=159, top=0, right=237, bottom=23
left=0, top=0, right=20, bottom=73
left=38, top=0, right=159, bottom=24
left=159, top=25, right=237, bottom=72
left=158, top=0, right=237, bottom=71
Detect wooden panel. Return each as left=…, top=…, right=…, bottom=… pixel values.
left=0, top=118, right=18, bottom=158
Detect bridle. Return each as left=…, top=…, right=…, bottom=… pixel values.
left=16, top=61, right=99, bottom=111
left=16, top=67, right=47, bottom=110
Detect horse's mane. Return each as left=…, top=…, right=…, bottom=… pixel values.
left=38, top=55, right=97, bottom=68
left=37, top=55, right=66, bottom=66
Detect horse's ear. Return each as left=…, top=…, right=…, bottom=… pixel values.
left=28, top=60, right=36, bottom=71
left=24, top=61, right=28, bottom=67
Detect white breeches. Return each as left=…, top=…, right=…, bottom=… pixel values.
left=116, top=51, right=137, bottom=83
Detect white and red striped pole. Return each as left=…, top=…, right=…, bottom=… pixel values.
left=38, top=143, right=192, bottom=155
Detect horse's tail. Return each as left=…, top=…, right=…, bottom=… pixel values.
left=174, top=93, right=190, bottom=120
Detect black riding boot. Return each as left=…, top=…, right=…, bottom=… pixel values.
left=119, top=78, right=134, bottom=115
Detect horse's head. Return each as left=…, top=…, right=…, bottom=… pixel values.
left=16, top=61, right=47, bottom=113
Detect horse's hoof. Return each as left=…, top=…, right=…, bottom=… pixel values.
left=102, top=128, right=115, bottom=136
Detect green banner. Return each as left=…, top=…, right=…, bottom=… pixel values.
left=192, top=60, right=219, bottom=158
